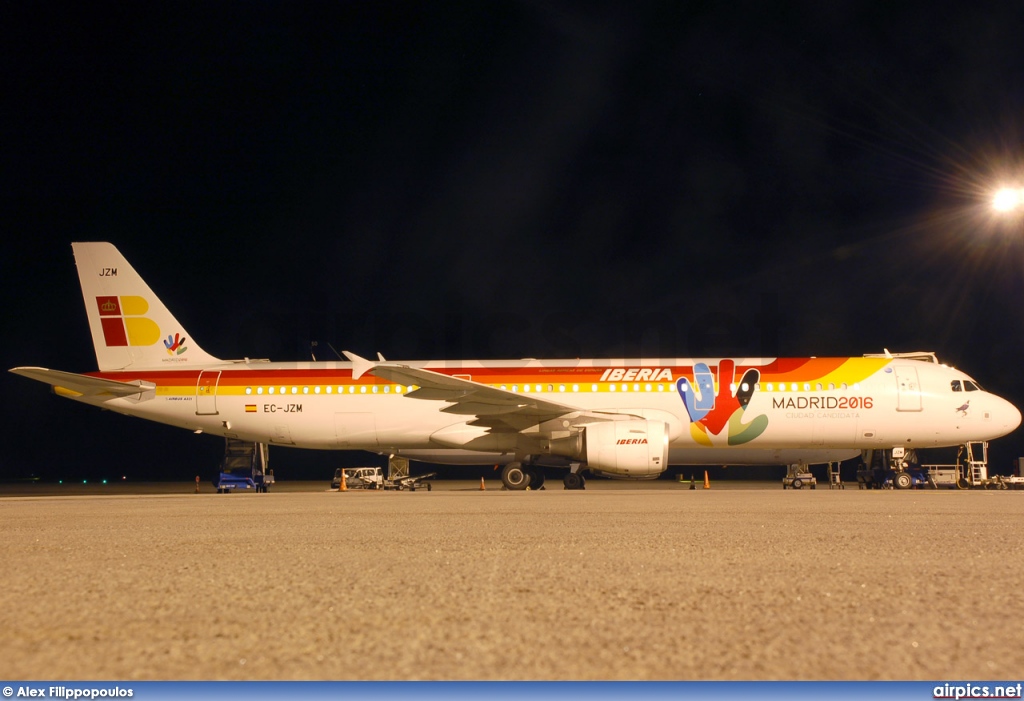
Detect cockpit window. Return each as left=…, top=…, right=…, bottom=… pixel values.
left=951, top=380, right=962, bottom=392
left=964, top=380, right=981, bottom=392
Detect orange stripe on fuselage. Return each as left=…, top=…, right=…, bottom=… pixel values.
left=86, top=357, right=890, bottom=392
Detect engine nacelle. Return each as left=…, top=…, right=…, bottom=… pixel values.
left=583, top=419, right=669, bottom=477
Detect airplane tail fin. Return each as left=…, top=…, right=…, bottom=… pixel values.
left=72, top=242, right=221, bottom=371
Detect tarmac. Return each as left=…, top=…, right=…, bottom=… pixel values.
left=2, top=479, right=1024, bottom=680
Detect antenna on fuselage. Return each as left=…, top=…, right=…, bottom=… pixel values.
left=311, top=341, right=346, bottom=361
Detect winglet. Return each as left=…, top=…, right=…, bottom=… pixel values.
left=342, top=351, right=375, bottom=380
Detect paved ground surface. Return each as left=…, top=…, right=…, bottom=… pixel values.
left=2, top=481, right=1023, bottom=681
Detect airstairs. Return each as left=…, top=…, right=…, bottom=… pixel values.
left=216, top=439, right=273, bottom=493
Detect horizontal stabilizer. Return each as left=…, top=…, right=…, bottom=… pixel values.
left=10, top=366, right=155, bottom=399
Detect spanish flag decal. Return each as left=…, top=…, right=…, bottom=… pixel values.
left=245, top=405, right=257, bottom=413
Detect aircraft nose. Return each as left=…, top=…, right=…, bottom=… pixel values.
left=1000, top=396, right=1022, bottom=433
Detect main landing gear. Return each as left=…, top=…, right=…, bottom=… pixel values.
left=500, top=462, right=544, bottom=490
left=562, top=472, right=586, bottom=490
left=500, top=462, right=583, bottom=490
left=563, top=462, right=586, bottom=490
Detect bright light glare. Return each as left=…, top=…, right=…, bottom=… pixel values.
left=993, top=188, right=1024, bottom=212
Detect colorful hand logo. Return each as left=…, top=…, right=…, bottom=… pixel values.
left=677, top=360, right=768, bottom=445
left=163, top=333, right=188, bottom=356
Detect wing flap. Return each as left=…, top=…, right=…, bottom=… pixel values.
left=440, top=401, right=527, bottom=416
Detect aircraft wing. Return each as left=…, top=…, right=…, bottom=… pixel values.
left=9, top=367, right=155, bottom=399
left=344, top=352, right=637, bottom=432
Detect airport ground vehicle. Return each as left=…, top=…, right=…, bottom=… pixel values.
left=214, top=439, right=273, bottom=493
left=331, top=467, right=382, bottom=490
left=213, top=472, right=256, bottom=493
left=856, top=443, right=1009, bottom=489
left=857, top=446, right=931, bottom=489
left=856, top=463, right=930, bottom=489
left=782, top=471, right=816, bottom=489
left=331, top=466, right=435, bottom=491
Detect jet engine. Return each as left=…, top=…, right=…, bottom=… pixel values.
left=549, top=419, right=669, bottom=478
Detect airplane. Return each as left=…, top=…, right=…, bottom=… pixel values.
left=10, top=242, right=1022, bottom=490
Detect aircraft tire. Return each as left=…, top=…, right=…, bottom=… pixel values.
left=791, top=478, right=803, bottom=490
left=502, top=463, right=529, bottom=490
left=895, top=472, right=912, bottom=490
left=563, top=472, right=584, bottom=490
left=528, top=469, right=545, bottom=490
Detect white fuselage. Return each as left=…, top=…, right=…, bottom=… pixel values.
left=71, top=355, right=1019, bottom=468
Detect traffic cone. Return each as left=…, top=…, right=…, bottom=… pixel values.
left=480, top=476, right=486, bottom=490
left=339, top=471, right=347, bottom=492
left=703, top=470, right=710, bottom=489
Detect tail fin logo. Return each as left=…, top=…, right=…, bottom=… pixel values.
left=164, top=333, right=188, bottom=356
left=94, top=296, right=162, bottom=348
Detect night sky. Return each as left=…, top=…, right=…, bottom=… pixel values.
left=5, top=3, right=1024, bottom=482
